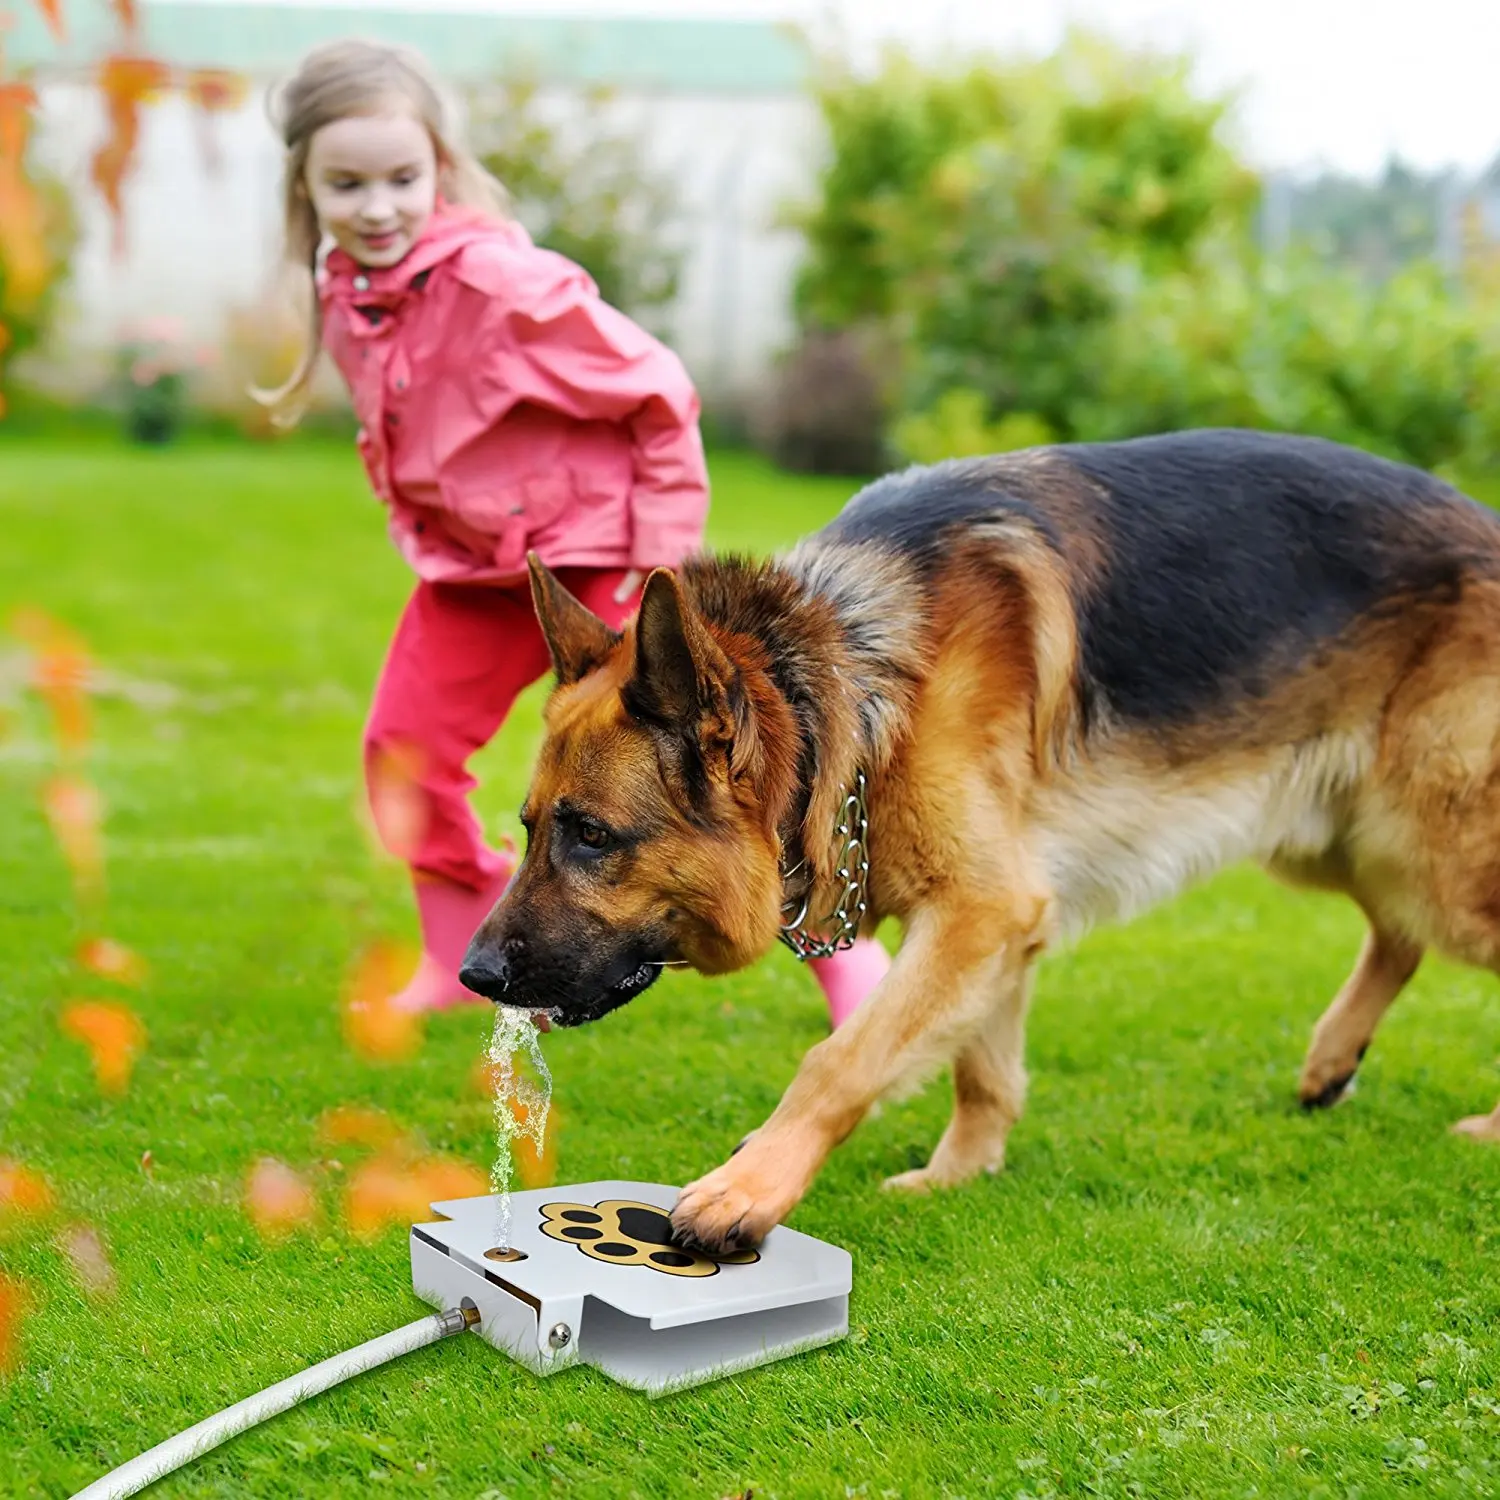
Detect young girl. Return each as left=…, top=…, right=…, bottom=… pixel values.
left=257, top=38, right=891, bottom=1025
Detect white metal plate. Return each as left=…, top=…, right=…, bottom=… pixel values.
left=409, top=1181, right=852, bottom=1394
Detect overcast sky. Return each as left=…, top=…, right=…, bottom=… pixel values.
left=188, top=0, right=1500, bottom=176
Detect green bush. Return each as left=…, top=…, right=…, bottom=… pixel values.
left=787, top=34, right=1258, bottom=463
left=794, top=35, right=1256, bottom=328
left=789, top=32, right=1500, bottom=474
left=892, top=389, right=1053, bottom=466
left=1078, top=253, right=1500, bottom=472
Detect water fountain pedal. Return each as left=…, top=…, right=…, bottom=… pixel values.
left=410, top=1180, right=852, bottom=1395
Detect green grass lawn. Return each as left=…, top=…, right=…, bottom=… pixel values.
left=4, top=436, right=1500, bottom=1499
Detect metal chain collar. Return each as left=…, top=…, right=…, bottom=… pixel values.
left=778, top=771, right=870, bottom=961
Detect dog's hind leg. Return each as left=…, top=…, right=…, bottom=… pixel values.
left=1452, top=1102, right=1500, bottom=1141
left=883, top=973, right=1034, bottom=1193
left=671, top=888, right=1046, bottom=1250
left=1298, top=926, right=1423, bottom=1109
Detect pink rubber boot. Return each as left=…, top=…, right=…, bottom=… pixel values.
left=391, top=868, right=513, bottom=1015
left=807, top=936, right=891, bottom=1030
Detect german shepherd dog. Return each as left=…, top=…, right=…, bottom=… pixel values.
left=460, top=428, right=1500, bottom=1251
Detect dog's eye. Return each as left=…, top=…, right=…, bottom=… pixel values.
left=578, top=820, right=611, bottom=850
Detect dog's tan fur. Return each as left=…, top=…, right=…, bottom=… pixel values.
left=467, top=433, right=1500, bottom=1249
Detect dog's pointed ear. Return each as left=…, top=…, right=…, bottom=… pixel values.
left=528, top=551, right=621, bottom=685
left=630, top=567, right=734, bottom=733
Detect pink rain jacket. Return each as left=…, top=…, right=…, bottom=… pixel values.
left=319, top=203, right=709, bottom=584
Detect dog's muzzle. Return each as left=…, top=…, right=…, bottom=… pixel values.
left=459, top=932, right=666, bottom=1025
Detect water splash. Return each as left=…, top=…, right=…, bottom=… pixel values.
left=485, top=1007, right=552, bottom=1248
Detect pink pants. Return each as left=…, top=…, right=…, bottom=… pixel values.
left=364, top=570, right=637, bottom=890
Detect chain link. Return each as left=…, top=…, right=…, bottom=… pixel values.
left=778, top=771, right=869, bottom=961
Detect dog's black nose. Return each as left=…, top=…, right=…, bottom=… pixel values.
left=458, top=938, right=515, bottom=1000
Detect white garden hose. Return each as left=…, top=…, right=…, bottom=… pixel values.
left=71, top=1304, right=478, bottom=1500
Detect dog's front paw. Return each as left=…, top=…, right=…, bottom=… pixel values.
left=671, top=1146, right=802, bottom=1252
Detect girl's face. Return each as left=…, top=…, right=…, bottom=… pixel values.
left=303, top=110, right=438, bottom=269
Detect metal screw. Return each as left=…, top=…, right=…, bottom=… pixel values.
left=548, top=1322, right=572, bottom=1350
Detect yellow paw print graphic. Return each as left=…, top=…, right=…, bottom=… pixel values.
left=539, top=1199, right=760, bottom=1277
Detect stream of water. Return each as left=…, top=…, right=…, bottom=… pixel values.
left=485, top=1007, right=552, bottom=1249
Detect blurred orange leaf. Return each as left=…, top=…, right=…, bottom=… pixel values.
left=42, top=774, right=105, bottom=900
left=316, top=1104, right=409, bottom=1154
left=245, top=1157, right=318, bottom=1243
left=77, top=937, right=148, bottom=987
left=0, top=1274, right=32, bottom=1374
left=60, top=1001, right=145, bottom=1094
left=341, top=939, right=422, bottom=1063
left=416, top=1157, right=487, bottom=1202
left=106, top=0, right=138, bottom=33
left=183, top=68, right=248, bottom=112
left=366, top=741, right=429, bottom=862
left=0, top=82, right=52, bottom=309
left=57, top=1223, right=117, bottom=1298
left=344, top=1155, right=430, bottom=1241
left=30, top=0, right=66, bottom=42
left=183, top=68, right=249, bottom=175
left=34, top=650, right=90, bottom=754
left=11, top=606, right=92, bottom=754
left=92, top=56, right=172, bottom=258
left=0, top=1160, right=55, bottom=1220
left=345, top=1152, right=486, bottom=1240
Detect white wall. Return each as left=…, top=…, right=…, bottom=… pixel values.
left=31, top=84, right=284, bottom=361
left=619, top=91, right=821, bottom=404
left=27, top=78, right=822, bottom=409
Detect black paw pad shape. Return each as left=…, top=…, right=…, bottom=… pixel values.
left=539, top=1199, right=760, bottom=1277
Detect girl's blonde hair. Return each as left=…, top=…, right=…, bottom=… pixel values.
left=253, top=38, right=509, bottom=429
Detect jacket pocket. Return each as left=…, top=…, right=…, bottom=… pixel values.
left=542, top=466, right=629, bottom=551
left=439, top=473, right=572, bottom=536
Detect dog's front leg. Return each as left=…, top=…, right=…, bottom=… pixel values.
left=672, top=894, right=1043, bottom=1250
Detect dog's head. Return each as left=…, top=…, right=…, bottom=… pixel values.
left=459, top=556, right=799, bottom=1026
